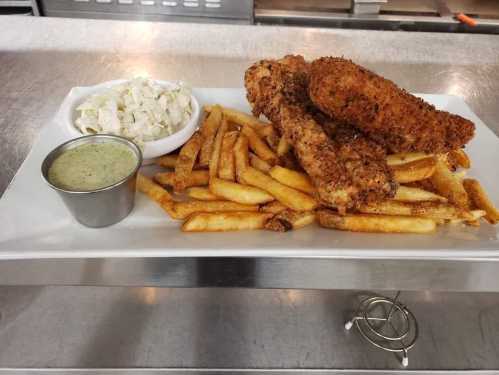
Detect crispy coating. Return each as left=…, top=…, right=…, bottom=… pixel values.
left=244, top=56, right=395, bottom=211
left=309, top=57, right=475, bottom=154
left=281, top=106, right=395, bottom=209
left=245, top=55, right=311, bottom=129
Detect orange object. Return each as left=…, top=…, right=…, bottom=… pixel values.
left=456, top=13, right=477, bottom=27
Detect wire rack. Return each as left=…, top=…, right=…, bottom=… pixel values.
left=345, top=291, right=418, bottom=367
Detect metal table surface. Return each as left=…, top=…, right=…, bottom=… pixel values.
left=1, top=16, right=499, bottom=373
left=0, top=286, right=498, bottom=372
left=0, top=16, right=499, bottom=292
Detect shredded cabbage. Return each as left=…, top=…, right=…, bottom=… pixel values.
left=75, top=78, right=192, bottom=146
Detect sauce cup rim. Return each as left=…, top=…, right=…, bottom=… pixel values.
left=41, top=134, right=143, bottom=195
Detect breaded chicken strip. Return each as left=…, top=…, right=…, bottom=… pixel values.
left=309, top=57, right=475, bottom=154
left=281, top=106, right=396, bottom=209
left=245, top=56, right=395, bottom=211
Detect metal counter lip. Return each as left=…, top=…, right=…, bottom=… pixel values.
left=1, top=251, right=499, bottom=261
left=1, top=257, right=499, bottom=291
left=0, top=367, right=499, bottom=375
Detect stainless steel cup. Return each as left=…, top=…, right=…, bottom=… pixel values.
left=41, top=134, right=142, bottom=228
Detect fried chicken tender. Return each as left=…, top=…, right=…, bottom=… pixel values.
left=245, top=56, right=395, bottom=211
left=309, top=57, right=475, bottom=154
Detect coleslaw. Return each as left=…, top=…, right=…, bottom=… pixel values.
left=74, top=78, right=192, bottom=145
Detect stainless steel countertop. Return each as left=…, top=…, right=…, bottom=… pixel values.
left=1, top=286, right=498, bottom=371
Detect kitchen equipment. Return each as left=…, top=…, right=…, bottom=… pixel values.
left=0, top=0, right=39, bottom=15
left=40, top=0, right=253, bottom=24
left=255, top=0, right=499, bottom=34
left=351, top=0, right=386, bottom=15
left=41, top=134, right=142, bottom=228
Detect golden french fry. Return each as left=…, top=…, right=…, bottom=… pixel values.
left=317, top=209, right=436, bottom=234
left=182, top=211, right=273, bottom=232
left=242, top=167, right=317, bottom=211
left=174, top=131, right=203, bottom=192
left=386, top=152, right=433, bottom=166
left=209, top=117, right=229, bottom=180
left=173, top=200, right=259, bottom=220
left=265, top=210, right=315, bottom=232
left=448, top=149, right=471, bottom=169
left=466, top=220, right=480, bottom=227
left=218, top=131, right=238, bottom=181
left=136, top=174, right=175, bottom=217
left=234, top=134, right=250, bottom=183
left=434, top=218, right=446, bottom=225
left=463, top=178, right=499, bottom=224
left=199, top=105, right=222, bottom=167
left=227, top=121, right=240, bottom=131
left=391, top=157, right=437, bottom=183
left=260, top=201, right=288, bottom=214
left=405, top=179, right=436, bottom=193
left=157, top=154, right=205, bottom=170
left=465, top=210, right=487, bottom=227
left=209, top=177, right=274, bottom=205
left=393, top=186, right=447, bottom=202
left=277, top=137, right=292, bottom=157
left=458, top=150, right=471, bottom=169
left=156, top=154, right=178, bottom=169
left=242, top=125, right=278, bottom=165
left=259, top=124, right=277, bottom=138
left=204, top=105, right=272, bottom=137
left=359, top=200, right=473, bottom=221
left=155, top=170, right=209, bottom=188
left=269, top=165, right=315, bottom=194
left=186, top=187, right=220, bottom=201
left=137, top=174, right=172, bottom=200
left=430, top=157, right=469, bottom=209
left=449, top=209, right=487, bottom=225
left=249, top=153, right=273, bottom=173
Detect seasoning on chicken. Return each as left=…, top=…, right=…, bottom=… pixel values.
left=309, top=57, right=475, bottom=154
left=244, top=56, right=395, bottom=212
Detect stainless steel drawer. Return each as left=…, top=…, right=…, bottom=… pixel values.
left=40, top=0, right=253, bottom=21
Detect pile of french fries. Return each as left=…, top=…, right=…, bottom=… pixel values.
left=137, top=105, right=499, bottom=234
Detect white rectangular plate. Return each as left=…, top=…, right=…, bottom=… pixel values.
left=0, top=89, right=498, bottom=260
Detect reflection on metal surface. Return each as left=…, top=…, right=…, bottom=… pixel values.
left=134, top=286, right=160, bottom=305
left=133, top=68, right=151, bottom=77
left=283, top=289, right=306, bottom=304
left=422, top=290, right=434, bottom=302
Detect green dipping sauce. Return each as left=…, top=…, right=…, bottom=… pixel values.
left=48, top=142, right=138, bottom=191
